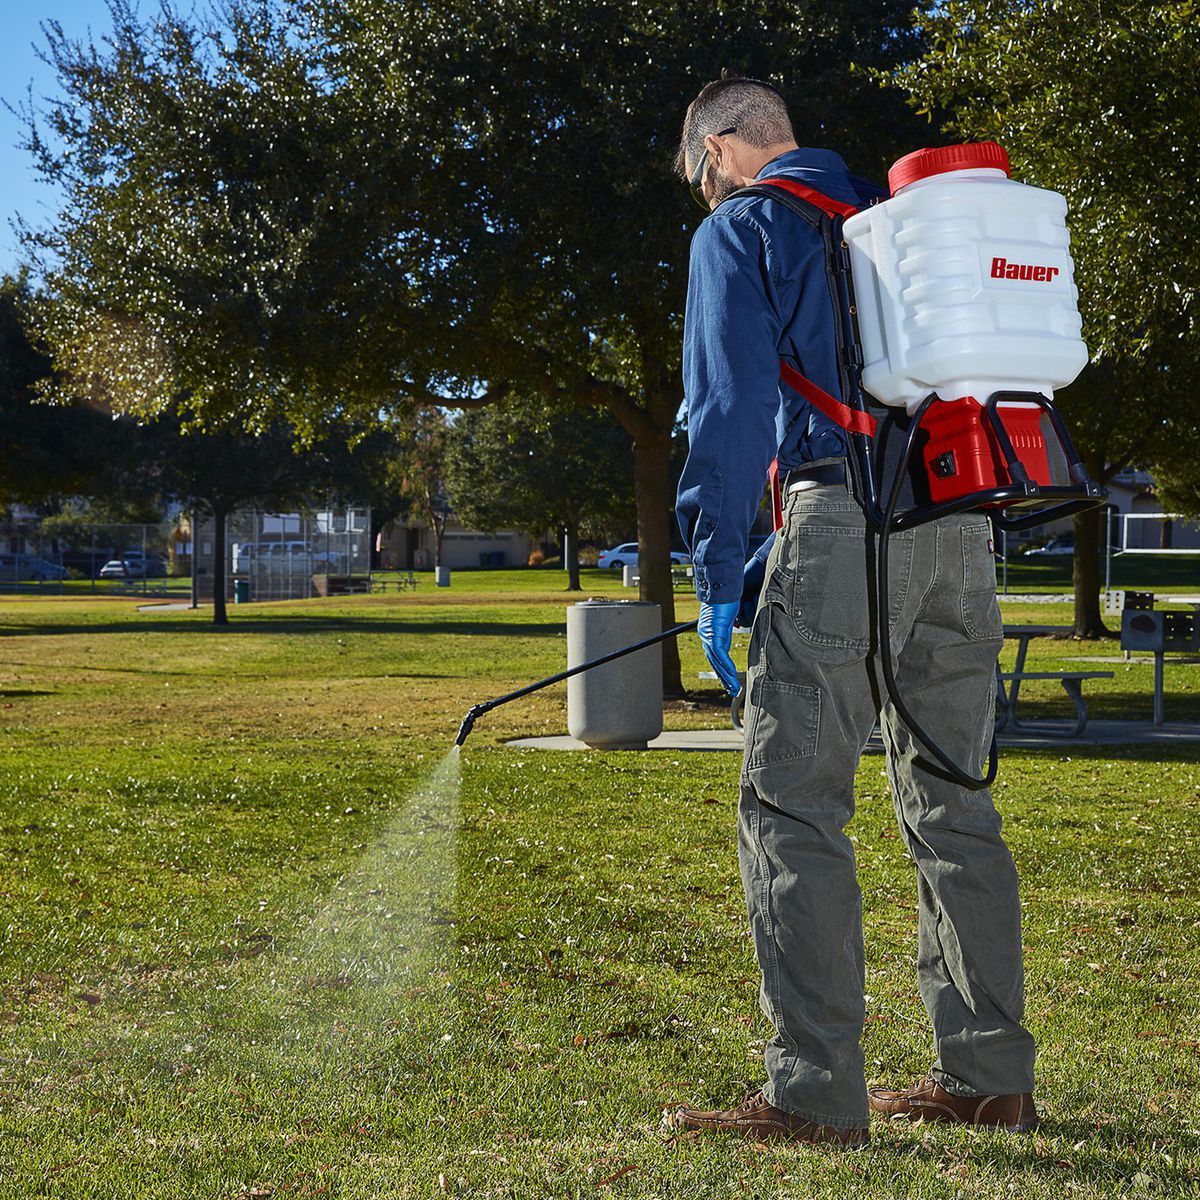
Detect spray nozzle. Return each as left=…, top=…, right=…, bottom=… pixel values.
left=454, top=705, right=485, bottom=747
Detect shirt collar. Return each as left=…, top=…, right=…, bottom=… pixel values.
left=755, top=147, right=851, bottom=180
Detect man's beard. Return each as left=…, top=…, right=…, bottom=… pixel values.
left=708, top=163, right=739, bottom=207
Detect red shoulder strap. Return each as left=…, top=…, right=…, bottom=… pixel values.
left=756, top=176, right=860, bottom=219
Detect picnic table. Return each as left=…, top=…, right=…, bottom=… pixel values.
left=371, top=572, right=419, bottom=592
left=995, top=624, right=1113, bottom=738
left=705, top=624, right=1114, bottom=740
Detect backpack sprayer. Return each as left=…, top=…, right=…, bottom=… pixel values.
left=455, top=143, right=1106, bottom=783
left=745, top=141, right=1105, bottom=788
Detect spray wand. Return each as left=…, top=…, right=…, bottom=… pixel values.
left=454, top=619, right=700, bottom=746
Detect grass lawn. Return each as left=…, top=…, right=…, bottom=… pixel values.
left=1, top=581, right=1198, bottom=1198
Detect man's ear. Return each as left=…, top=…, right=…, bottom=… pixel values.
left=703, top=132, right=725, bottom=172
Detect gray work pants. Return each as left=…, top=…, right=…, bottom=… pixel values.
left=738, top=476, right=1036, bottom=1131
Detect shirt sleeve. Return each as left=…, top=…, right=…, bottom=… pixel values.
left=675, top=212, right=784, bottom=605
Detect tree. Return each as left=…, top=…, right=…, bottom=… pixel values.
left=138, top=416, right=399, bottom=625
left=306, top=0, right=931, bottom=689
left=889, top=0, right=1200, bottom=635
left=444, top=396, right=635, bottom=589
left=24, top=0, right=932, bottom=690
left=391, top=407, right=452, bottom=570
left=21, top=1, right=431, bottom=437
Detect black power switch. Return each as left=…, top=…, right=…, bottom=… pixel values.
left=932, top=451, right=957, bottom=478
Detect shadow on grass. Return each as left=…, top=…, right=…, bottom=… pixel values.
left=996, top=742, right=1200, bottom=764
left=0, top=616, right=567, bottom=639
left=867, top=1115, right=1200, bottom=1191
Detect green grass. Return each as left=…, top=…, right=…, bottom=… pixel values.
left=997, top=551, right=1200, bottom=595
left=1, top=587, right=1198, bottom=1198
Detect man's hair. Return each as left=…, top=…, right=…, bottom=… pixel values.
left=674, top=73, right=794, bottom=179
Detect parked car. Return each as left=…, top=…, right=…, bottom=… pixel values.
left=119, top=550, right=167, bottom=577
left=1024, top=535, right=1074, bottom=557
left=598, top=542, right=690, bottom=569
left=0, top=552, right=69, bottom=581
left=98, top=559, right=131, bottom=580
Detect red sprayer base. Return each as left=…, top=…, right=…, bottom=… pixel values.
left=920, top=397, right=1052, bottom=506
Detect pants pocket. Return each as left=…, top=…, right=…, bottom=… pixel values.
left=744, top=677, right=821, bottom=769
left=787, top=524, right=872, bottom=652
left=960, top=523, right=1003, bottom=641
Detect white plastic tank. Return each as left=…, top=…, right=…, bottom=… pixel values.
left=842, top=142, right=1088, bottom=414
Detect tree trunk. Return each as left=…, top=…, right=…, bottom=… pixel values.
left=431, top=509, right=445, bottom=567
left=631, top=425, right=683, bottom=696
left=1072, top=452, right=1108, bottom=638
left=211, top=505, right=229, bottom=627
left=563, top=523, right=581, bottom=591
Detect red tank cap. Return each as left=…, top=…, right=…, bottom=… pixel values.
left=888, top=142, right=1010, bottom=195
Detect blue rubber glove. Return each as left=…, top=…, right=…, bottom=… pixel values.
left=736, top=532, right=777, bottom=629
left=698, top=600, right=741, bottom=697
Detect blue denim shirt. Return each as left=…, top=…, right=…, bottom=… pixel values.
left=675, top=148, right=886, bottom=604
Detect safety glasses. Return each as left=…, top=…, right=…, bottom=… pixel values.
left=689, top=125, right=737, bottom=210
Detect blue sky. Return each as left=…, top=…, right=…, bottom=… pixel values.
left=0, top=0, right=113, bottom=277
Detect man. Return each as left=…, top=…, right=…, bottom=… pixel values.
left=664, top=75, right=1039, bottom=1149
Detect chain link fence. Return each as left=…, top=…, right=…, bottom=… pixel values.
left=2, top=506, right=371, bottom=602
left=195, top=507, right=372, bottom=603
left=0, top=520, right=188, bottom=596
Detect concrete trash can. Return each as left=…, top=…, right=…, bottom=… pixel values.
left=567, top=600, right=662, bottom=749
left=435, top=566, right=451, bottom=587
left=622, top=563, right=638, bottom=588
left=233, top=579, right=250, bottom=604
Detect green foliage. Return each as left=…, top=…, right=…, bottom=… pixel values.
left=23, top=0, right=426, bottom=434
left=444, top=396, right=635, bottom=544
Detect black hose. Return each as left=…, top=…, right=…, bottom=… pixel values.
left=454, top=618, right=700, bottom=746
left=876, top=398, right=998, bottom=791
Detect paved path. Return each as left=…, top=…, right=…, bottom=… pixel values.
left=136, top=601, right=196, bottom=613
left=997, top=593, right=1200, bottom=605
left=507, top=720, right=1200, bottom=753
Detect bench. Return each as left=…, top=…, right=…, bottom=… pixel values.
left=994, top=669, right=1114, bottom=738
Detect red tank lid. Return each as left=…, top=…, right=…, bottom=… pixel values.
left=888, top=141, right=1010, bottom=195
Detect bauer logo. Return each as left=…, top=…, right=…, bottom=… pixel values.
left=980, top=245, right=1071, bottom=292
left=991, top=257, right=1058, bottom=282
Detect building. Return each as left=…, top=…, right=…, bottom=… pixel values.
left=377, top=512, right=539, bottom=570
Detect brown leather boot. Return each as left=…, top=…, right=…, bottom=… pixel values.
left=663, top=1089, right=870, bottom=1148
left=868, top=1073, right=1038, bottom=1132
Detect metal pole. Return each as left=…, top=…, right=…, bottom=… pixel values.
left=1002, top=529, right=1008, bottom=595
left=1105, top=506, right=1113, bottom=593
left=190, top=510, right=199, bottom=609
left=1154, top=650, right=1164, bottom=727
